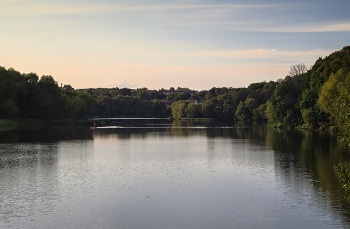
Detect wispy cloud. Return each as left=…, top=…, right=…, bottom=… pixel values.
left=140, top=49, right=334, bottom=63
left=105, top=4, right=272, bottom=12
left=254, top=22, right=350, bottom=32
left=104, top=79, right=137, bottom=88
left=193, top=49, right=333, bottom=61
left=0, top=0, right=26, bottom=3
left=0, top=3, right=272, bottom=15
left=2, top=2, right=348, bottom=32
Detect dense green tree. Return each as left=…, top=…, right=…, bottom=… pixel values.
left=185, top=103, right=202, bottom=118
left=151, top=99, right=167, bottom=117
left=175, top=93, right=191, bottom=101
left=202, top=98, right=218, bottom=118
left=319, top=69, right=350, bottom=147
left=298, top=47, right=350, bottom=128
left=247, top=82, right=266, bottom=101
left=259, top=82, right=276, bottom=104
left=238, top=88, right=248, bottom=101
left=222, top=102, right=235, bottom=120
left=94, top=95, right=114, bottom=117
left=78, top=90, right=95, bottom=115
left=166, top=92, right=178, bottom=101
left=118, top=88, right=132, bottom=96
left=235, top=101, right=248, bottom=121
left=63, top=84, right=74, bottom=91
left=39, top=75, right=61, bottom=97
left=171, top=100, right=190, bottom=119
left=62, top=95, right=87, bottom=119
left=26, top=94, right=63, bottom=121
left=206, top=88, right=216, bottom=100
left=268, top=76, right=302, bottom=126
left=301, top=108, right=317, bottom=128
left=136, top=100, right=153, bottom=117
left=190, top=90, right=207, bottom=101
left=244, top=98, right=257, bottom=116
left=0, top=99, right=19, bottom=119
left=138, top=90, right=149, bottom=100
left=253, top=103, right=268, bottom=121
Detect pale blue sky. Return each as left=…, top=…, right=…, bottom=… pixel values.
left=0, top=0, right=349, bottom=90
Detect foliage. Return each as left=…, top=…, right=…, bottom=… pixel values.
left=334, top=162, right=350, bottom=203
left=206, top=88, right=216, bottom=100
left=299, top=46, right=350, bottom=129
left=0, top=99, right=19, bottom=119
left=171, top=100, right=190, bottom=119
left=1, top=46, right=350, bottom=136
left=235, top=101, right=248, bottom=121
left=202, top=99, right=218, bottom=118
left=190, top=90, right=207, bottom=101
left=244, top=98, right=257, bottom=119
left=62, top=95, right=87, bottom=119
left=319, top=69, right=350, bottom=147
left=253, top=103, right=268, bottom=121
left=151, top=99, right=167, bottom=117
left=268, top=76, right=302, bottom=126
left=186, top=103, right=202, bottom=118
left=78, top=90, right=95, bottom=114
left=0, top=119, right=18, bottom=130
left=301, top=108, right=317, bottom=128
left=166, top=92, right=190, bottom=101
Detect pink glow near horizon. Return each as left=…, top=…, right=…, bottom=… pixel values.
left=15, top=63, right=289, bottom=90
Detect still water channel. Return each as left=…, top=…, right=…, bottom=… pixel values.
left=1, top=120, right=350, bottom=229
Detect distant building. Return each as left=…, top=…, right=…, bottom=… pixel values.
left=161, top=100, right=173, bottom=105
left=163, top=89, right=198, bottom=96
left=188, top=99, right=198, bottom=103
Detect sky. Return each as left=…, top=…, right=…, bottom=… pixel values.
left=0, top=0, right=349, bottom=90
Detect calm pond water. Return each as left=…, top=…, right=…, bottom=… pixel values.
left=1, top=120, right=350, bottom=229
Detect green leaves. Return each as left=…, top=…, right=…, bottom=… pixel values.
left=171, top=100, right=190, bottom=119
left=319, top=69, right=350, bottom=147
left=334, top=162, right=350, bottom=203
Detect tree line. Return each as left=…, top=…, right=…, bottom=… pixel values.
left=0, top=71, right=173, bottom=120
left=171, top=81, right=276, bottom=120
left=1, top=46, right=350, bottom=145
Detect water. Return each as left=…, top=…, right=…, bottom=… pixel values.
left=1, top=120, right=350, bottom=229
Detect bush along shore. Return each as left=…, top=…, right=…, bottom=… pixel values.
left=0, top=119, right=104, bottom=131
left=0, top=119, right=45, bottom=131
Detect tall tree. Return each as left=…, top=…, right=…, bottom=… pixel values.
left=289, top=63, right=308, bottom=77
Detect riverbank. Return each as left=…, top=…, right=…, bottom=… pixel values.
left=0, top=119, right=99, bottom=131
left=179, top=118, right=215, bottom=121
left=270, top=121, right=337, bottom=132
left=0, top=119, right=18, bottom=131
left=0, top=119, right=46, bottom=131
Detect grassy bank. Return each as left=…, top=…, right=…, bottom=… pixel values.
left=0, top=119, right=18, bottom=131
left=48, top=119, right=99, bottom=127
left=176, top=118, right=215, bottom=121
left=0, top=119, right=46, bottom=131
left=0, top=119, right=97, bottom=131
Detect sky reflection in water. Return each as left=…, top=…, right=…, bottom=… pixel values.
left=0, top=121, right=350, bottom=229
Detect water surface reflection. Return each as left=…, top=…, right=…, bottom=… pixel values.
left=0, top=121, right=349, bottom=228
